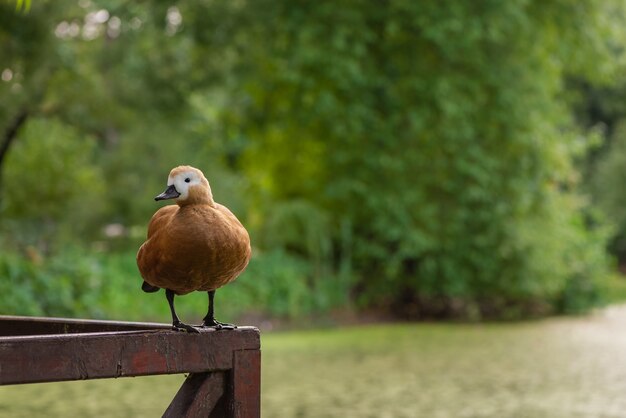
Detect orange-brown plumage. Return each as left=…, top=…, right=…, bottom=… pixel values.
left=136, top=165, right=251, bottom=331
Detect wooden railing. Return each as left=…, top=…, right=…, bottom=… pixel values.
left=0, top=315, right=261, bottom=417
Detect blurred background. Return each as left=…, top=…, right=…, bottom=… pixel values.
left=3, top=1, right=626, bottom=416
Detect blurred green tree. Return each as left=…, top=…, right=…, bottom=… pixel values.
left=0, top=1, right=242, bottom=244
left=0, top=0, right=624, bottom=319
left=589, top=121, right=626, bottom=262
left=199, top=0, right=623, bottom=317
left=572, top=75, right=626, bottom=268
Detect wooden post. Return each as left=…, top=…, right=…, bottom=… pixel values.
left=231, top=349, right=261, bottom=417
left=163, top=372, right=225, bottom=417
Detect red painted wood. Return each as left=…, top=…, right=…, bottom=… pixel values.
left=0, top=315, right=171, bottom=336
left=163, top=372, right=225, bottom=417
left=0, top=316, right=261, bottom=418
left=231, top=349, right=261, bottom=418
left=0, top=321, right=259, bottom=385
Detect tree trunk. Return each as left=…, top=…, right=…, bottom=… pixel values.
left=0, top=109, right=29, bottom=204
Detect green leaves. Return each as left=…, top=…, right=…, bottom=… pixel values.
left=0, top=0, right=623, bottom=320
left=211, top=0, right=622, bottom=318
left=1, top=118, right=104, bottom=249
left=14, top=0, right=30, bottom=13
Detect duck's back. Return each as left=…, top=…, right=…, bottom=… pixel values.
left=137, top=203, right=251, bottom=294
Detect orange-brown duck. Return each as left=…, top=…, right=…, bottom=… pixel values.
left=137, top=165, right=251, bottom=332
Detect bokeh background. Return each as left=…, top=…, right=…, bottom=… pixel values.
left=3, top=1, right=626, bottom=416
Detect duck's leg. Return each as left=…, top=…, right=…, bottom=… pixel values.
left=166, top=289, right=199, bottom=333
left=201, top=290, right=236, bottom=330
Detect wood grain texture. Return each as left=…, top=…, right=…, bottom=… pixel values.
left=0, top=322, right=259, bottom=385
left=0, top=315, right=171, bottom=336
left=0, top=316, right=261, bottom=418
left=231, top=350, right=261, bottom=418
left=163, top=372, right=225, bottom=417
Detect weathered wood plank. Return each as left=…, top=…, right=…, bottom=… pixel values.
left=163, top=372, right=225, bottom=418
left=0, top=315, right=171, bottom=336
left=0, top=316, right=261, bottom=416
left=231, top=349, right=261, bottom=418
left=0, top=326, right=260, bottom=385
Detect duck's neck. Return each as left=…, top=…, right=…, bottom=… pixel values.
left=178, top=186, right=215, bottom=207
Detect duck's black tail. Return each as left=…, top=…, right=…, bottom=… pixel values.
left=141, top=281, right=160, bottom=293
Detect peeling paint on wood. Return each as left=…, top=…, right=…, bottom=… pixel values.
left=0, top=316, right=260, bottom=417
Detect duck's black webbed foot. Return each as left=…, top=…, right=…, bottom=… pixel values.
left=201, top=318, right=237, bottom=330
left=201, top=290, right=236, bottom=329
left=172, top=320, right=200, bottom=333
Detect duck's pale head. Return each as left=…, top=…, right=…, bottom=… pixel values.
left=155, top=165, right=214, bottom=206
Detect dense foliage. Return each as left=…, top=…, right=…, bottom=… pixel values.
left=207, top=0, right=622, bottom=317
left=0, top=0, right=624, bottom=321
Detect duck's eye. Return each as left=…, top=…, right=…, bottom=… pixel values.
left=184, top=178, right=191, bottom=183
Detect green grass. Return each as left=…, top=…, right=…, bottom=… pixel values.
left=2, top=308, right=626, bottom=417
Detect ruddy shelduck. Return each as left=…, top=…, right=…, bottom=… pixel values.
left=137, top=165, right=251, bottom=332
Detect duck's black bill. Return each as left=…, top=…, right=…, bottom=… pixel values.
left=155, top=184, right=180, bottom=201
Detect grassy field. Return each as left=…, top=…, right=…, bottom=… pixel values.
left=2, top=307, right=626, bottom=417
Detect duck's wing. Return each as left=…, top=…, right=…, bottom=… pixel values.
left=213, top=203, right=245, bottom=228
left=146, top=205, right=178, bottom=238
left=210, top=203, right=252, bottom=282
left=137, top=205, right=178, bottom=287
